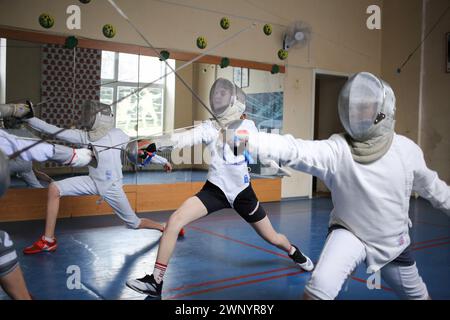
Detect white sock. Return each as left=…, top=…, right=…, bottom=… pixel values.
left=153, top=262, right=167, bottom=284
left=43, top=235, right=55, bottom=243
left=289, top=245, right=296, bottom=255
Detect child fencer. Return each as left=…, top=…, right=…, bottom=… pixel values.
left=227, top=72, right=450, bottom=300
left=16, top=101, right=179, bottom=255
left=125, top=78, right=314, bottom=298
left=0, top=103, right=96, bottom=300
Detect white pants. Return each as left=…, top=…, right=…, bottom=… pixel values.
left=0, top=130, right=53, bottom=162
left=9, top=158, right=44, bottom=188
left=54, top=176, right=141, bottom=229
left=304, top=228, right=429, bottom=300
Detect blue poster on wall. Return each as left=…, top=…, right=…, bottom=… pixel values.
left=245, top=92, right=283, bottom=133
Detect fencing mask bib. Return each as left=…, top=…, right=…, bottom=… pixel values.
left=82, top=101, right=115, bottom=142
left=210, top=78, right=246, bottom=125
left=338, top=72, right=396, bottom=164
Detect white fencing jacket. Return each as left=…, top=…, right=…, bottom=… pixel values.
left=170, top=119, right=257, bottom=204
left=25, top=118, right=165, bottom=195
left=248, top=132, right=450, bottom=271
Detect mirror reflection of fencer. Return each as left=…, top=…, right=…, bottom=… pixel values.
left=0, top=104, right=98, bottom=198
left=0, top=100, right=176, bottom=255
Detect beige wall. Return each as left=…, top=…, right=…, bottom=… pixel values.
left=0, top=0, right=384, bottom=197
left=420, top=0, right=450, bottom=183
left=381, top=0, right=423, bottom=141
left=381, top=0, right=450, bottom=184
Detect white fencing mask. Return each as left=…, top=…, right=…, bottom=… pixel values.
left=209, top=78, right=246, bottom=125
left=338, top=72, right=396, bottom=163
left=82, top=100, right=115, bottom=141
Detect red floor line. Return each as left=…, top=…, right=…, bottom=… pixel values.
left=166, top=270, right=305, bottom=299
left=165, top=266, right=297, bottom=293
left=412, top=240, right=450, bottom=251
left=177, top=225, right=448, bottom=299
left=412, top=236, right=450, bottom=247
left=186, top=225, right=289, bottom=259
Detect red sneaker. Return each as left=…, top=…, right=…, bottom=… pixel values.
left=23, top=236, right=57, bottom=254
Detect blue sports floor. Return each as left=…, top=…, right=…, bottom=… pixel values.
left=0, top=197, right=449, bottom=300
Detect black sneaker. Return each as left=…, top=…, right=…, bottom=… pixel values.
left=126, top=274, right=162, bottom=297
left=289, top=245, right=314, bottom=271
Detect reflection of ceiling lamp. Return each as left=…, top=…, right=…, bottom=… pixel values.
left=271, top=64, right=280, bottom=74
left=220, top=57, right=230, bottom=68
left=159, top=50, right=170, bottom=61
left=65, top=36, right=78, bottom=49
left=282, top=21, right=311, bottom=51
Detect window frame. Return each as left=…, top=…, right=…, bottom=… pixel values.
left=100, top=51, right=167, bottom=138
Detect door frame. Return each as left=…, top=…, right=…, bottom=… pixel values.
left=310, top=69, right=350, bottom=196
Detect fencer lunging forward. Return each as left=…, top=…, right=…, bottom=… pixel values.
left=125, top=78, right=314, bottom=298
left=0, top=103, right=96, bottom=300
left=18, top=101, right=176, bottom=255
left=229, top=72, right=450, bottom=300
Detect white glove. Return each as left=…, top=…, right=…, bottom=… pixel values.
left=69, top=148, right=93, bottom=167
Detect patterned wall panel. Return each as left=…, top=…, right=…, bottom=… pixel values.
left=41, top=44, right=101, bottom=128
left=40, top=44, right=101, bottom=167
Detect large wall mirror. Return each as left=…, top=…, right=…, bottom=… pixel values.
left=0, top=35, right=285, bottom=191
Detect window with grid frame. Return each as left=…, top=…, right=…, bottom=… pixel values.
left=100, top=51, right=169, bottom=138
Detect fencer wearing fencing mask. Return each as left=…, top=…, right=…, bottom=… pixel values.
left=210, top=78, right=246, bottom=125
left=338, top=72, right=396, bottom=164
left=82, top=101, right=115, bottom=141
left=235, top=71, right=450, bottom=300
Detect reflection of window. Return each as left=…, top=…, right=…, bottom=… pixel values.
left=100, top=51, right=169, bottom=137
left=233, top=67, right=249, bottom=88
left=0, top=38, right=6, bottom=103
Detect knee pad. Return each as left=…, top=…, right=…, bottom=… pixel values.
left=0, top=230, right=19, bottom=277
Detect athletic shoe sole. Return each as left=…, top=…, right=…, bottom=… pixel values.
left=126, top=281, right=160, bottom=298
left=23, top=246, right=57, bottom=255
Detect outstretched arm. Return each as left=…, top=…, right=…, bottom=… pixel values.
left=150, top=154, right=169, bottom=165
left=0, top=130, right=94, bottom=167
left=24, top=117, right=88, bottom=145
left=412, top=148, right=450, bottom=216
left=247, top=131, right=340, bottom=180
left=0, top=130, right=54, bottom=162
left=150, top=154, right=172, bottom=172
left=168, top=121, right=219, bottom=149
